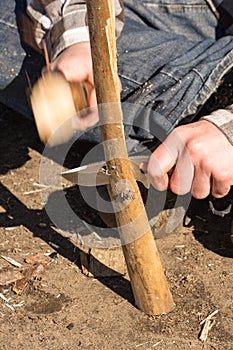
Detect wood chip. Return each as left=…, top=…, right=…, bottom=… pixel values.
left=13, top=263, right=44, bottom=294
left=0, top=266, right=24, bottom=286
left=25, top=253, right=50, bottom=265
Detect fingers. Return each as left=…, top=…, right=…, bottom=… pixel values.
left=146, top=121, right=233, bottom=199
left=211, top=172, right=232, bottom=198
left=169, top=155, right=194, bottom=195
left=147, top=143, right=176, bottom=191
left=192, top=158, right=233, bottom=199
left=147, top=137, right=194, bottom=195
left=212, top=185, right=231, bottom=198
left=148, top=149, right=232, bottom=199
left=191, top=167, right=211, bottom=199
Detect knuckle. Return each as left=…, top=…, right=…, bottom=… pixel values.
left=170, top=183, right=190, bottom=196
left=198, top=157, right=214, bottom=173
left=213, top=170, right=232, bottom=183
left=191, top=188, right=209, bottom=199
left=148, top=174, right=167, bottom=191
left=211, top=191, right=227, bottom=199
left=191, top=181, right=210, bottom=199
left=169, top=182, right=181, bottom=195
left=187, top=139, right=202, bottom=154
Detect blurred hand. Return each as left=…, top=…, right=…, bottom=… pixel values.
left=146, top=119, right=233, bottom=199
left=47, top=42, right=122, bottom=131
left=50, top=42, right=97, bottom=109
left=42, top=42, right=98, bottom=131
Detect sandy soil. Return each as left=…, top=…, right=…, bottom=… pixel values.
left=0, top=105, right=232, bottom=350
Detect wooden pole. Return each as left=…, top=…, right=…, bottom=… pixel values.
left=86, top=0, right=174, bottom=315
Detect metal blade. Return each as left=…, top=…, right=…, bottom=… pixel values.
left=62, top=155, right=149, bottom=188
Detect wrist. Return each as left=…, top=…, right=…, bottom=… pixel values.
left=201, top=107, right=233, bottom=145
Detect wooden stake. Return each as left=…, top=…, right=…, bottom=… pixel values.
left=86, top=0, right=174, bottom=315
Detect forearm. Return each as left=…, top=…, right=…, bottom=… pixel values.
left=26, top=0, right=124, bottom=61
left=201, top=105, right=233, bottom=145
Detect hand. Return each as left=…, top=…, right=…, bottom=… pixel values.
left=146, top=120, right=233, bottom=199
left=50, top=42, right=97, bottom=108
left=48, top=42, right=98, bottom=131
left=47, top=42, right=122, bottom=131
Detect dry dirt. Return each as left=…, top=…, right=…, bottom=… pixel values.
left=0, top=104, right=232, bottom=350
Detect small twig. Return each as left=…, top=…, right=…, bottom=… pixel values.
left=152, top=340, right=163, bottom=347
left=136, top=341, right=151, bottom=348
left=135, top=340, right=163, bottom=348
left=176, top=257, right=183, bottom=261
left=33, top=182, right=49, bottom=188
left=49, top=242, right=60, bottom=250
left=199, top=319, right=215, bottom=342
left=12, top=302, right=24, bottom=308
left=195, top=215, right=207, bottom=222
left=23, top=189, right=45, bottom=195
left=5, top=303, right=14, bottom=311
left=200, top=310, right=219, bottom=325
left=0, top=293, right=11, bottom=303
left=1, top=255, right=22, bottom=268
left=199, top=310, right=219, bottom=342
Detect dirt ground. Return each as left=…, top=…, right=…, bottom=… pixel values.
left=0, top=104, right=232, bottom=350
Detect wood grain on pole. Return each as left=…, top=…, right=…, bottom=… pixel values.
left=86, top=0, right=174, bottom=315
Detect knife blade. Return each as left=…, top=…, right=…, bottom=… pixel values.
left=62, top=155, right=149, bottom=188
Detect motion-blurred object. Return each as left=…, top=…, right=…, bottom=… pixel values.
left=30, top=71, right=90, bottom=147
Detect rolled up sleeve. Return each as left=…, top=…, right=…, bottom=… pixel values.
left=201, top=105, right=233, bottom=145
left=27, top=0, right=124, bottom=61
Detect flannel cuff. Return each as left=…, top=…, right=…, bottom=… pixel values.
left=46, top=12, right=90, bottom=61
left=201, top=105, right=233, bottom=145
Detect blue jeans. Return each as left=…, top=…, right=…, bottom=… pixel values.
left=1, top=0, right=233, bottom=149
left=75, top=0, right=233, bottom=146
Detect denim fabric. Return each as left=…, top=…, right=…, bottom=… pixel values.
left=117, top=0, right=233, bottom=140
left=1, top=0, right=233, bottom=149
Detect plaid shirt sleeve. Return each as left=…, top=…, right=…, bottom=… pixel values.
left=26, top=0, right=124, bottom=61
left=195, top=1, right=233, bottom=143
left=201, top=106, right=233, bottom=145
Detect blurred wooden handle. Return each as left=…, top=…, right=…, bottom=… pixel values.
left=70, top=80, right=91, bottom=112
left=30, top=71, right=90, bottom=147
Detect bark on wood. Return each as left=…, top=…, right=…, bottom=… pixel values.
left=86, top=0, right=174, bottom=315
